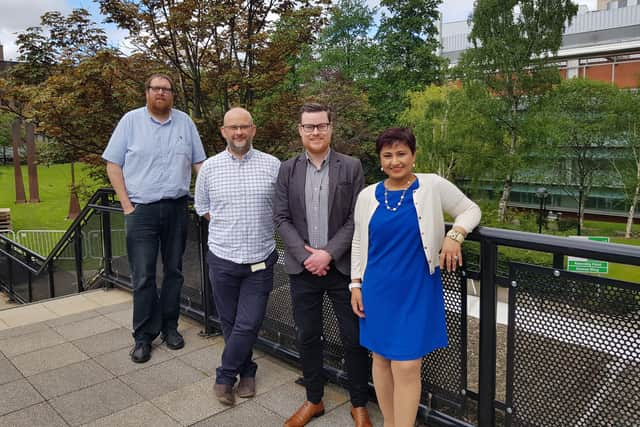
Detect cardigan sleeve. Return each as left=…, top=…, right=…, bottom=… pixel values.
left=350, top=191, right=365, bottom=280
left=437, top=176, right=481, bottom=233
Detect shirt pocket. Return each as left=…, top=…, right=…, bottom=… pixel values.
left=173, top=136, right=191, bottom=157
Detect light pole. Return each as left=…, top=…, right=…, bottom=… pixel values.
left=536, top=187, right=549, bottom=233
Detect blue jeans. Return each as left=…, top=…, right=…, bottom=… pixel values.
left=125, top=197, right=189, bottom=344
left=207, top=250, right=277, bottom=385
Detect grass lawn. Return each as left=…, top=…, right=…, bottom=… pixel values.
left=0, top=163, right=99, bottom=231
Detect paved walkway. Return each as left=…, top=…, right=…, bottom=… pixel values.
left=0, top=289, right=383, bottom=426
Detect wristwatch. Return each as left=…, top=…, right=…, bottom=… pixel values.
left=348, top=282, right=362, bottom=291
left=446, top=229, right=465, bottom=244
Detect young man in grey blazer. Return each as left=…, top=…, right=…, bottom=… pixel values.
left=273, top=103, right=372, bottom=427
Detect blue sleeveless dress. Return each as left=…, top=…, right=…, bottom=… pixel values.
left=359, top=180, right=448, bottom=360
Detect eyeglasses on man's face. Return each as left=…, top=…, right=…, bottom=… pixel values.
left=300, top=123, right=331, bottom=133
left=223, top=125, right=254, bottom=132
left=148, top=86, right=173, bottom=94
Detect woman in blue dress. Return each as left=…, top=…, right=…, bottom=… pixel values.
left=350, top=128, right=481, bottom=427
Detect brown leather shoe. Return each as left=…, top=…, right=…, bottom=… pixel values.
left=237, top=377, right=256, bottom=398
left=283, top=400, right=325, bottom=427
left=350, top=406, right=373, bottom=427
left=213, top=383, right=235, bottom=406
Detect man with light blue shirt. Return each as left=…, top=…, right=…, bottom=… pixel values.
left=103, top=74, right=206, bottom=364
left=194, top=107, right=280, bottom=406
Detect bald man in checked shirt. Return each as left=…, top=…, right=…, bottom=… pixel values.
left=194, top=107, right=280, bottom=406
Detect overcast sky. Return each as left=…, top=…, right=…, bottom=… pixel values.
left=1, top=0, right=599, bottom=61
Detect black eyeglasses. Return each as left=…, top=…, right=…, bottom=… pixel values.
left=148, top=86, right=173, bottom=94
left=223, top=125, right=254, bottom=132
left=300, top=123, right=331, bottom=133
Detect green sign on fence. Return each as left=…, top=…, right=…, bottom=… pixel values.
left=567, top=236, right=609, bottom=274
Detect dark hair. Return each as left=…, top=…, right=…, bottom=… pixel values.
left=145, top=73, right=174, bottom=91
left=299, top=103, right=332, bottom=123
left=375, top=127, right=416, bottom=154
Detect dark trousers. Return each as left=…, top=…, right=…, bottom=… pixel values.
left=289, top=268, right=370, bottom=407
left=207, top=250, right=277, bottom=385
left=125, top=197, right=188, bottom=344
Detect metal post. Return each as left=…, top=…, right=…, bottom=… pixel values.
left=478, top=239, right=497, bottom=427
left=27, top=269, right=33, bottom=302
left=48, top=262, right=55, bottom=298
left=198, top=215, right=215, bottom=335
left=7, top=254, right=14, bottom=302
left=74, top=228, right=84, bottom=292
left=101, top=193, right=114, bottom=279
left=553, top=253, right=564, bottom=269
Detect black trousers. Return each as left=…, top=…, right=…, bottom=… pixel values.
left=289, top=267, right=370, bottom=407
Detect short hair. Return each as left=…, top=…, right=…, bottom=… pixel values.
left=299, top=103, right=333, bottom=123
left=145, top=73, right=174, bottom=91
left=375, top=127, right=417, bottom=155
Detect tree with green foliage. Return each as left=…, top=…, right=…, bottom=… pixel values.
left=458, top=0, right=579, bottom=222
left=533, top=79, right=621, bottom=235
left=314, top=0, right=378, bottom=82
left=99, top=0, right=324, bottom=147
left=612, top=90, right=640, bottom=238
left=400, top=83, right=502, bottom=183
left=372, top=0, right=444, bottom=125
left=0, top=112, right=14, bottom=164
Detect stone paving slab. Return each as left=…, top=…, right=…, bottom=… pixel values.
left=255, top=381, right=350, bottom=420
left=177, top=338, right=225, bottom=376
left=0, top=402, right=68, bottom=427
left=28, top=359, right=114, bottom=399
left=52, top=314, right=121, bottom=341
left=120, top=357, right=207, bottom=400
left=0, top=326, right=65, bottom=357
left=0, top=354, right=23, bottom=386
left=10, top=342, right=89, bottom=377
left=72, top=326, right=133, bottom=357
left=151, top=376, right=228, bottom=425
left=49, top=378, right=144, bottom=426
left=103, top=307, right=133, bottom=328
left=193, top=399, right=286, bottom=427
left=84, top=401, right=181, bottom=427
left=42, top=294, right=102, bottom=317
left=0, top=379, right=44, bottom=416
left=94, top=344, right=174, bottom=377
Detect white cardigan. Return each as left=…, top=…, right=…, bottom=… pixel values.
left=351, top=173, right=481, bottom=278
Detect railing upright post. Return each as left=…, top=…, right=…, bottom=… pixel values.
left=478, top=239, right=498, bottom=427
left=198, top=215, right=215, bottom=335
left=553, top=252, right=564, bottom=269
left=101, top=193, right=114, bottom=279
left=74, top=227, right=84, bottom=293
left=7, top=251, right=15, bottom=302
left=27, top=268, right=33, bottom=302
left=48, top=262, right=55, bottom=298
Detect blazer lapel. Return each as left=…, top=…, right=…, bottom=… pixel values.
left=328, top=152, right=340, bottom=216
left=293, top=154, right=308, bottom=224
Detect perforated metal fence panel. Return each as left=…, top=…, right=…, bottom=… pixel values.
left=506, top=263, right=640, bottom=427
left=260, top=247, right=468, bottom=407
left=422, top=269, right=468, bottom=407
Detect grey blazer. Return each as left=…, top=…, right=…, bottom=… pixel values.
left=273, top=150, right=365, bottom=276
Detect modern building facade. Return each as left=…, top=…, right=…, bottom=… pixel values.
left=440, top=2, right=640, bottom=220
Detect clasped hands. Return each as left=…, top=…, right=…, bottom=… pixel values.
left=303, top=245, right=331, bottom=276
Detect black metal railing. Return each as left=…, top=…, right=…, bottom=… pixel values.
left=0, top=188, right=638, bottom=427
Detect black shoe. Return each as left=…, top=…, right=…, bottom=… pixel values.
left=162, top=329, right=185, bottom=350
left=130, top=342, right=151, bottom=363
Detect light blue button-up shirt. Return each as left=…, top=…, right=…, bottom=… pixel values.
left=194, top=148, right=281, bottom=264
left=102, top=107, right=206, bottom=204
